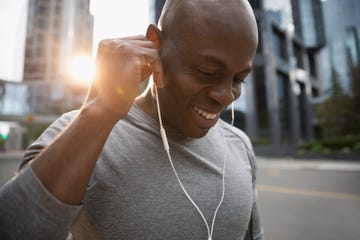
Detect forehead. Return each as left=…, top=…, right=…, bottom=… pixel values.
left=170, top=25, right=256, bottom=72
left=173, top=36, right=254, bottom=73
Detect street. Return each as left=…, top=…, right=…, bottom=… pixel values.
left=0, top=151, right=23, bottom=187
left=256, top=157, right=360, bottom=240
left=1, top=153, right=360, bottom=239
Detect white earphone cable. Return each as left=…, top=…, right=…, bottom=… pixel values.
left=231, top=102, right=235, bottom=126
left=154, top=86, right=233, bottom=240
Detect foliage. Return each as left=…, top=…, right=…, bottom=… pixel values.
left=252, top=138, right=270, bottom=146
left=0, top=137, right=5, bottom=149
left=299, top=135, right=360, bottom=153
left=24, top=124, right=49, bottom=144
left=315, top=65, right=360, bottom=138
left=350, top=64, right=360, bottom=97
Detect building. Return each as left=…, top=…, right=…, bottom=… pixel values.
left=153, top=0, right=325, bottom=152
left=319, top=0, right=360, bottom=92
left=23, top=0, right=93, bottom=82
left=244, top=0, right=327, bottom=150
left=153, top=0, right=166, bottom=24
left=0, top=78, right=86, bottom=150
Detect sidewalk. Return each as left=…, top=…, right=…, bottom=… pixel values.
left=0, top=150, right=24, bottom=161
left=257, top=156, right=360, bottom=172
left=1, top=150, right=360, bottom=172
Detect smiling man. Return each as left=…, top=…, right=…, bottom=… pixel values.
left=0, top=0, right=264, bottom=239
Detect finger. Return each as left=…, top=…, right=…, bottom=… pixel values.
left=149, top=58, right=163, bottom=88
left=120, top=35, right=148, bottom=41
left=138, top=49, right=163, bottom=87
left=97, top=40, right=157, bottom=59
left=127, top=40, right=156, bottom=49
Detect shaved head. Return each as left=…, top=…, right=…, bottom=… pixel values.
left=158, top=0, right=258, bottom=46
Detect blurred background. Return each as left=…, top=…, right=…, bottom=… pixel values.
left=0, top=0, right=359, bottom=239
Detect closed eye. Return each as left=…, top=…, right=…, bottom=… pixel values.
left=198, top=67, right=218, bottom=77
left=234, top=69, right=251, bottom=85
left=234, top=77, right=247, bottom=84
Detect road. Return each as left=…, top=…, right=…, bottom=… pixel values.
left=0, top=151, right=23, bottom=186
left=256, top=157, right=360, bottom=240
left=1, top=152, right=360, bottom=239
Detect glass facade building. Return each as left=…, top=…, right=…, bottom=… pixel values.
left=243, top=0, right=323, bottom=150
left=320, top=0, right=360, bottom=91
left=0, top=79, right=87, bottom=149
left=0, top=80, right=86, bottom=118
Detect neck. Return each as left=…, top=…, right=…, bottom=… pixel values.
left=135, top=84, right=158, bottom=120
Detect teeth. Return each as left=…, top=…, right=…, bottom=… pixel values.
left=194, top=106, right=218, bottom=120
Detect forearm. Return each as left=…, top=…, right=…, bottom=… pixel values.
left=0, top=166, right=81, bottom=240
left=31, top=100, right=120, bottom=205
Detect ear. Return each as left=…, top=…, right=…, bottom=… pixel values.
left=146, top=24, right=162, bottom=50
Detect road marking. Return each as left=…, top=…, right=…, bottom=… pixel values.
left=257, top=184, right=360, bottom=201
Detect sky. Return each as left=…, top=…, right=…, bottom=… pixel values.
left=0, top=0, right=151, bottom=82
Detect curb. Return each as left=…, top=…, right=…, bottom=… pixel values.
left=0, top=151, right=24, bottom=161
left=256, top=157, right=360, bottom=172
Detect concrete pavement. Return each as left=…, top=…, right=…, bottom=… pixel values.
left=0, top=150, right=24, bottom=160
left=256, top=156, right=360, bottom=172
left=1, top=150, right=360, bottom=171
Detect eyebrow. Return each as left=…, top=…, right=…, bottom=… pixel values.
left=199, top=53, right=253, bottom=74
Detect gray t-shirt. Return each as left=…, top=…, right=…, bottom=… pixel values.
left=0, top=104, right=264, bottom=240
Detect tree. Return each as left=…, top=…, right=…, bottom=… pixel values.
left=349, top=63, right=360, bottom=133
left=316, top=67, right=355, bottom=137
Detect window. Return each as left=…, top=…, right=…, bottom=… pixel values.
left=254, top=67, right=269, bottom=137
left=311, top=87, right=319, bottom=98
left=277, top=72, right=290, bottom=142
left=308, top=52, right=317, bottom=77
left=293, top=41, right=304, bottom=69
left=345, top=26, right=360, bottom=67
left=37, top=32, right=44, bottom=42
left=296, top=81, right=307, bottom=140
left=37, top=18, right=48, bottom=29
left=272, top=27, right=287, bottom=61
left=25, top=48, right=34, bottom=58
left=36, top=4, right=48, bottom=15
left=55, top=4, right=62, bottom=14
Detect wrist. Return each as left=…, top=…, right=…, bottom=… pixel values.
left=80, top=98, right=126, bottom=126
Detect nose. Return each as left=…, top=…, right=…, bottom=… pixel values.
left=207, top=80, right=239, bottom=107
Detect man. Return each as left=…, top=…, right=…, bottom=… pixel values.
left=0, top=0, right=264, bottom=239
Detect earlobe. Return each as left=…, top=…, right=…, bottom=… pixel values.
left=146, top=24, right=162, bottom=50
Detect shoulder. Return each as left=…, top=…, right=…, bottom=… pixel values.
left=216, top=119, right=254, bottom=152
left=215, top=119, right=257, bottom=182
left=55, top=110, right=79, bottom=126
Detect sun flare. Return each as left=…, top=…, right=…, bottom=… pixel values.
left=69, top=55, right=94, bottom=84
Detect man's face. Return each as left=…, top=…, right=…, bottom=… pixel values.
left=157, top=28, right=257, bottom=138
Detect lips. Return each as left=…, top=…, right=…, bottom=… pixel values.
left=193, top=106, right=219, bottom=120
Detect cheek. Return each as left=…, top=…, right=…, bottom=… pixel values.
left=165, top=72, right=204, bottom=102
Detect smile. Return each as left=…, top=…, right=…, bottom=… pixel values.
left=193, top=106, right=218, bottom=120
